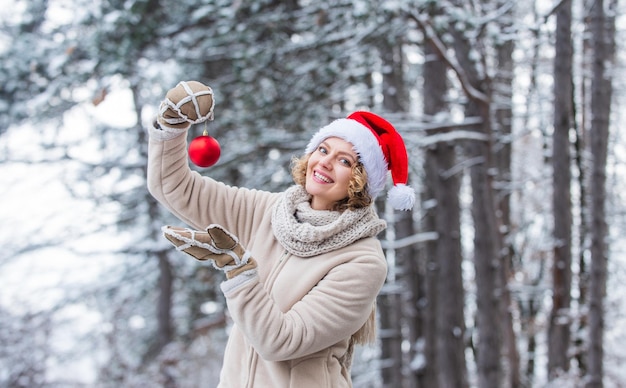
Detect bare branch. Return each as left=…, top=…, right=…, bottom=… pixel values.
left=407, top=12, right=490, bottom=106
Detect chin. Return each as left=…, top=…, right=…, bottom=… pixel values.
left=304, top=183, right=321, bottom=198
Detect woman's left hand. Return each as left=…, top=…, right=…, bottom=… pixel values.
left=162, top=224, right=257, bottom=279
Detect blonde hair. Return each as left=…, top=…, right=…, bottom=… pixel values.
left=291, top=154, right=372, bottom=211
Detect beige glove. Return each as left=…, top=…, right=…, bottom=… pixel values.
left=162, top=224, right=257, bottom=279
left=156, top=81, right=215, bottom=131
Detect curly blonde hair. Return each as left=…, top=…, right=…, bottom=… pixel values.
left=291, top=154, right=372, bottom=211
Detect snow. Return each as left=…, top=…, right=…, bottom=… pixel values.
left=2, top=0, right=626, bottom=386
left=0, top=85, right=139, bottom=385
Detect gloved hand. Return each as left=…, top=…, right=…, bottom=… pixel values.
left=156, top=80, right=215, bottom=131
left=162, top=224, right=257, bottom=279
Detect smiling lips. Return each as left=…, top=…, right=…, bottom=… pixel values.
left=313, top=170, right=334, bottom=184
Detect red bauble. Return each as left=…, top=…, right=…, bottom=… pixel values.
left=188, top=135, right=221, bottom=167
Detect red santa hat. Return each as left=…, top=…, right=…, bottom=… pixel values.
left=305, top=111, right=415, bottom=210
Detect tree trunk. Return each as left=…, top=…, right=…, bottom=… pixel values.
left=433, top=141, right=467, bottom=388
left=395, top=210, right=419, bottom=388
left=523, top=259, right=546, bottom=388
left=379, top=39, right=411, bottom=387
left=378, top=202, right=405, bottom=388
left=416, top=2, right=504, bottom=384
left=422, top=34, right=468, bottom=388
left=574, top=5, right=591, bottom=374
left=493, top=2, right=520, bottom=386
left=548, top=0, right=574, bottom=379
left=465, top=131, right=503, bottom=388
left=448, top=21, right=503, bottom=388
left=156, top=252, right=175, bottom=348
left=378, top=285, right=404, bottom=388
left=135, top=82, right=175, bottom=363
left=586, top=0, right=615, bottom=386
left=416, top=199, right=439, bottom=388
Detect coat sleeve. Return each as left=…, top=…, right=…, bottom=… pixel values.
left=221, top=247, right=387, bottom=362
left=146, top=128, right=277, bottom=243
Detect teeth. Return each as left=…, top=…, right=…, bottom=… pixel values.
left=314, top=171, right=332, bottom=183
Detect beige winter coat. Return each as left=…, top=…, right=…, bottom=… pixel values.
left=147, top=131, right=387, bottom=387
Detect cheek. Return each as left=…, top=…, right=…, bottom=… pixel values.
left=338, top=169, right=354, bottom=187
left=305, top=162, right=315, bottom=180
left=305, top=157, right=317, bottom=171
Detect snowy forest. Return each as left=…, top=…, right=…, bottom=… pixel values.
left=1, top=0, right=624, bottom=387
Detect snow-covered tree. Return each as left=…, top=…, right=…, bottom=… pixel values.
left=0, top=0, right=623, bottom=386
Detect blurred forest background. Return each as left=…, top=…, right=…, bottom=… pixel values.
left=1, top=0, right=625, bottom=387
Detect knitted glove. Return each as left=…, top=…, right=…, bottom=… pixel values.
left=162, top=224, right=257, bottom=279
left=156, top=80, right=215, bottom=131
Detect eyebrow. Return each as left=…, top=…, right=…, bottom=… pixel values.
left=320, top=141, right=357, bottom=163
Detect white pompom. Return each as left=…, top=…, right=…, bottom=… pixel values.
left=388, top=184, right=416, bottom=211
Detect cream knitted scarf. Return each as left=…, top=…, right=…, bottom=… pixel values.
left=271, top=185, right=386, bottom=257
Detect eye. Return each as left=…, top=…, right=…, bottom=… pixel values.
left=318, top=146, right=328, bottom=154
left=340, top=158, right=352, bottom=167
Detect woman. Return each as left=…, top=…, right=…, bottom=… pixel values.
left=147, top=81, right=415, bottom=387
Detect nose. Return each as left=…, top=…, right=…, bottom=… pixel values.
left=318, top=154, right=333, bottom=170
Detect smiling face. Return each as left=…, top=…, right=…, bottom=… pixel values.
left=305, top=137, right=358, bottom=210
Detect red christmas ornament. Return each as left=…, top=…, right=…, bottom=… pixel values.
left=189, top=129, right=221, bottom=167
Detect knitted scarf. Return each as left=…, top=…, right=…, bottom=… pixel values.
left=271, top=185, right=386, bottom=257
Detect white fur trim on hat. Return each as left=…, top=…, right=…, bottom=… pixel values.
left=305, top=118, right=388, bottom=198
left=388, top=184, right=416, bottom=211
